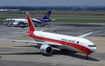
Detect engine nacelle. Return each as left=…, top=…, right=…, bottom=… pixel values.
left=40, top=45, right=53, bottom=54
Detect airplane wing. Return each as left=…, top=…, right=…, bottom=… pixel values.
left=0, top=39, right=43, bottom=44
left=77, top=32, right=93, bottom=38
left=0, top=39, right=62, bottom=47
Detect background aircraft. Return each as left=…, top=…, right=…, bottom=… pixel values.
left=31, top=10, right=55, bottom=26
left=3, top=10, right=55, bottom=27
left=1, top=12, right=96, bottom=60
left=3, top=18, right=28, bottom=27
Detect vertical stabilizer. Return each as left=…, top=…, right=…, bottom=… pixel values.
left=42, top=10, right=52, bottom=19
left=26, top=12, right=35, bottom=31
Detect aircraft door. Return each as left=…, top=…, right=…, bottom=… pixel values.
left=79, top=42, right=83, bottom=49
left=79, top=45, right=82, bottom=49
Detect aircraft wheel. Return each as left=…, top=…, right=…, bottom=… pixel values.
left=85, top=55, right=89, bottom=60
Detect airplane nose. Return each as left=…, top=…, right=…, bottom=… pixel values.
left=92, top=47, right=97, bottom=52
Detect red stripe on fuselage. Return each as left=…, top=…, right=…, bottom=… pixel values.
left=28, top=31, right=93, bottom=55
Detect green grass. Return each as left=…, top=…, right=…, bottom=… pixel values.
left=0, top=18, right=7, bottom=24
left=1, top=14, right=105, bottom=18
left=0, top=11, right=105, bottom=23
left=51, top=15, right=105, bottom=18
left=0, top=17, right=105, bottom=23
left=1, top=11, right=105, bottom=18
left=0, top=18, right=7, bottom=20
left=53, top=19, right=105, bottom=23
left=2, top=15, right=105, bottom=18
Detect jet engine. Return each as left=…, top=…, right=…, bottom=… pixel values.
left=40, top=45, right=53, bottom=54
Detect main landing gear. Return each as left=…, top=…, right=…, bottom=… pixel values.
left=85, top=55, right=89, bottom=60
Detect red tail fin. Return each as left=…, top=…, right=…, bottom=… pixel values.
left=26, top=12, right=35, bottom=31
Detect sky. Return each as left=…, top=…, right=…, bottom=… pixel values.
left=0, top=0, right=105, bottom=6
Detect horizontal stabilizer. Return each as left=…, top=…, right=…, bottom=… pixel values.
left=51, top=19, right=56, bottom=21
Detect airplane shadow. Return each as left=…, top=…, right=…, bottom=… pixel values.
left=0, top=49, right=99, bottom=61
left=0, top=52, right=42, bottom=55
left=52, top=50, right=100, bottom=61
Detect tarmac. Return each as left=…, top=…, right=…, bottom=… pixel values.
left=0, top=23, right=105, bottom=66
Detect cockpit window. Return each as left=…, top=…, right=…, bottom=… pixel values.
left=88, top=45, right=96, bottom=47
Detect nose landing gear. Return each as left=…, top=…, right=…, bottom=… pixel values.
left=85, top=55, right=89, bottom=60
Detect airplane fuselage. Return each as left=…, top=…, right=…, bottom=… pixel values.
left=32, top=19, right=52, bottom=24
left=27, top=31, right=97, bottom=55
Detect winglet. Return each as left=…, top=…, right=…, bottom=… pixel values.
left=26, top=12, right=35, bottom=31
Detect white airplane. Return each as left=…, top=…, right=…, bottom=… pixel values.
left=1, top=12, right=97, bottom=60
left=3, top=10, right=55, bottom=27
left=3, top=18, right=28, bottom=27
